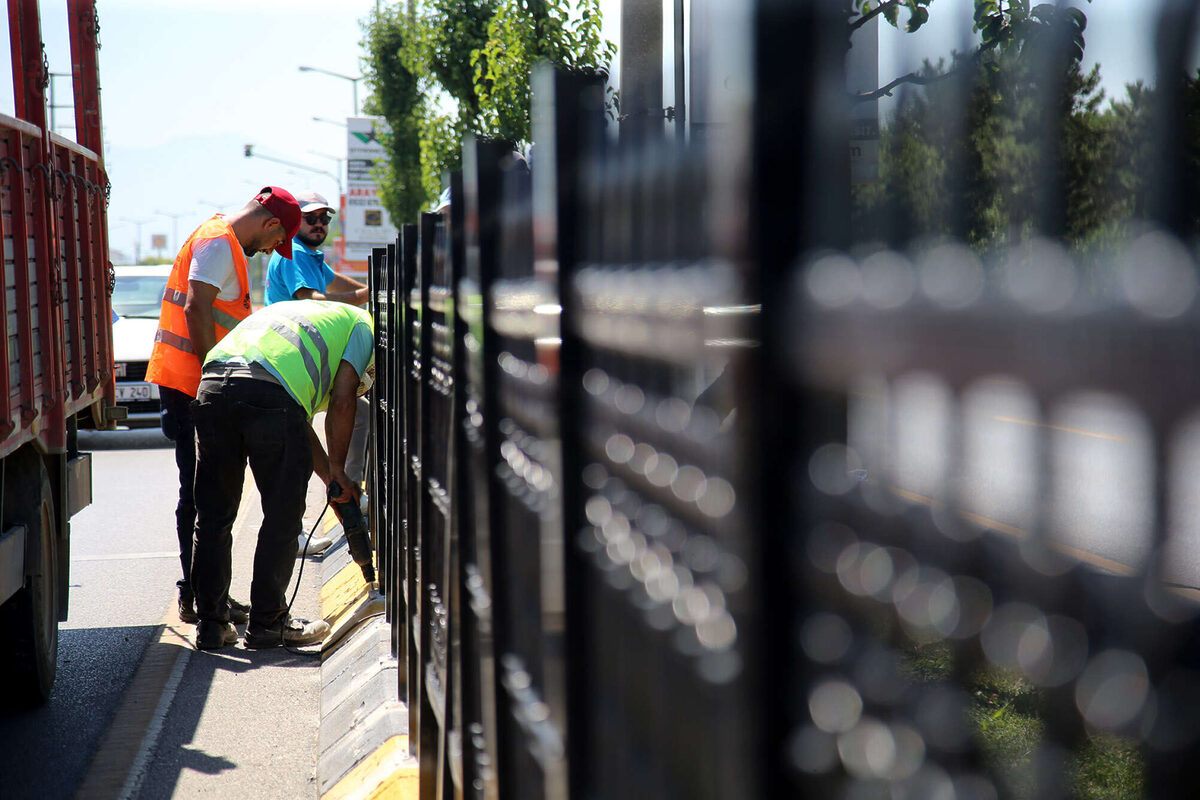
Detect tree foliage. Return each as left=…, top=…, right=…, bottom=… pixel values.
left=851, top=0, right=1092, bottom=102
left=853, top=42, right=1200, bottom=257
left=361, top=4, right=423, bottom=223
left=476, top=0, right=615, bottom=143
left=360, top=0, right=614, bottom=223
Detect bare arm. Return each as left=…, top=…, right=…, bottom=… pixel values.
left=308, top=424, right=331, bottom=485
left=184, top=279, right=221, bottom=363
left=324, top=359, right=362, bottom=502
left=293, top=273, right=369, bottom=306
left=328, top=272, right=366, bottom=294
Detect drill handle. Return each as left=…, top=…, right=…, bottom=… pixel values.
left=328, top=479, right=348, bottom=503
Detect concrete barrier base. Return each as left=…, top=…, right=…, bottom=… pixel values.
left=317, top=518, right=415, bottom=798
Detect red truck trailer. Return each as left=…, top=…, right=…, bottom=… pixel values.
left=0, top=0, right=116, bottom=704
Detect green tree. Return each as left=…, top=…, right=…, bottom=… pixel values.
left=362, top=3, right=424, bottom=223
left=475, top=0, right=615, bottom=143
left=851, top=0, right=1091, bottom=102
left=855, top=41, right=1200, bottom=258
left=360, top=0, right=614, bottom=223
left=840, top=1, right=1200, bottom=258
left=854, top=47, right=1116, bottom=253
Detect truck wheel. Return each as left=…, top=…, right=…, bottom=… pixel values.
left=0, top=462, right=58, bottom=706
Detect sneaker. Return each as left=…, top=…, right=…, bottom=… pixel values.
left=195, top=620, right=239, bottom=651
left=180, top=590, right=249, bottom=625
left=298, top=531, right=333, bottom=556
left=243, top=616, right=331, bottom=649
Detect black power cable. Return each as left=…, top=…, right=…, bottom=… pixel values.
left=279, top=503, right=333, bottom=657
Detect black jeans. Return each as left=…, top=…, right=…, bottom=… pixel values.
left=160, top=386, right=196, bottom=589
left=190, top=375, right=311, bottom=629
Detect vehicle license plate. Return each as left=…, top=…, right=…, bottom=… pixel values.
left=115, top=382, right=158, bottom=402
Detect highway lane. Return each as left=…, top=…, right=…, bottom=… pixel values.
left=849, top=374, right=1199, bottom=586
left=0, top=431, right=180, bottom=800
left=0, top=425, right=327, bottom=800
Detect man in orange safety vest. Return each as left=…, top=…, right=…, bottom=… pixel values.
left=146, top=186, right=302, bottom=626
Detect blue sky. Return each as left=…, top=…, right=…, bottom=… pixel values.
left=0, top=1, right=1174, bottom=263
left=4, top=0, right=378, bottom=262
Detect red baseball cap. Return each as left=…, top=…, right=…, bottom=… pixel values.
left=254, top=186, right=302, bottom=259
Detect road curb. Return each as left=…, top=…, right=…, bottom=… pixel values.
left=317, top=519, right=415, bottom=799
left=72, top=616, right=192, bottom=800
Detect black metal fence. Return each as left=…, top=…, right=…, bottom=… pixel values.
left=367, top=1, right=1200, bottom=797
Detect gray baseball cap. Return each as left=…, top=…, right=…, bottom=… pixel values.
left=295, top=189, right=336, bottom=215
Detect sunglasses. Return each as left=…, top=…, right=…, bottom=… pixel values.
left=304, top=213, right=331, bottom=226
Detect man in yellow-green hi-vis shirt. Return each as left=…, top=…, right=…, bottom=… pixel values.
left=188, top=299, right=374, bottom=651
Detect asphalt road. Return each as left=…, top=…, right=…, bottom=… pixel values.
left=0, top=431, right=180, bottom=800
left=0, top=427, right=326, bottom=800
left=851, top=376, right=1200, bottom=586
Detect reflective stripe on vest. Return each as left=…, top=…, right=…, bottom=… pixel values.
left=154, top=328, right=194, bottom=354
left=234, top=311, right=333, bottom=403
left=161, top=287, right=243, bottom=331
left=206, top=300, right=369, bottom=417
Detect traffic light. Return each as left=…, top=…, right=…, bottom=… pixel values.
left=244, top=144, right=253, bottom=157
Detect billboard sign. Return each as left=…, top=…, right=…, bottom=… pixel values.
left=344, top=116, right=398, bottom=266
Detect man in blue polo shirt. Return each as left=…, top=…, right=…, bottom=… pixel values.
left=265, top=190, right=368, bottom=305
left=265, top=190, right=371, bottom=555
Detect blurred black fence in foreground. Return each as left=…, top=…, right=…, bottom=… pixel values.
left=367, top=1, right=1200, bottom=797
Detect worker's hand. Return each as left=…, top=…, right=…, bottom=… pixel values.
left=327, top=468, right=360, bottom=506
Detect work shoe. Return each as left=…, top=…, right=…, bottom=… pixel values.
left=195, top=620, right=239, bottom=651
left=227, top=596, right=250, bottom=624
left=179, top=590, right=250, bottom=625
left=178, top=587, right=198, bottom=624
left=243, top=616, right=331, bottom=649
left=298, top=531, right=334, bottom=556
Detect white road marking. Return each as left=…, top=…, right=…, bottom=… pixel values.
left=72, top=552, right=177, bottom=563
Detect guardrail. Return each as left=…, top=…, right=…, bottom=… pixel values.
left=367, top=1, right=1200, bottom=796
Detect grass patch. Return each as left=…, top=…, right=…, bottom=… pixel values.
left=902, top=642, right=1144, bottom=799
left=1068, top=734, right=1144, bottom=800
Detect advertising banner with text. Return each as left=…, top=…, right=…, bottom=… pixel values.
left=344, top=116, right=398, bottom=270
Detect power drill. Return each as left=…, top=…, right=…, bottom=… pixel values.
left=328, top=480, right=376, bottom=584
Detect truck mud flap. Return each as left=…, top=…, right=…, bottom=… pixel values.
left=66, top=452, right=92, bottom=519
left=0, top=523, right=27, bottom=607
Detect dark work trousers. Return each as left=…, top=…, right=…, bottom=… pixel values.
left=190, top=375, right=311, bottom=629
left=159, top=386, right=197, bottom=591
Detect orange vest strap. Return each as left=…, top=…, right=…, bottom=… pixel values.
left=145, top=216, right=252, bottom=397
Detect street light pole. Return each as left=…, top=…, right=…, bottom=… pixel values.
left=308, top=151, right=345, bottom=198
left=243, top=144, right=341, bottom=195
left=155, top=210, right=188, bottom=255
left=119, top=217, right=151, bottom=264
left=47, top=72, right=72, bottom=135
left=305, top=150, right=349, bottom=268
left=298, top=65, right=362, bottom=116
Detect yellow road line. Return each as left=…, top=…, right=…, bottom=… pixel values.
left=889, top=487, right=1137, bottom=577
left=891, top=487, right=936, bottom=508
left=992, top=415, right=1128, bottom=442
left=957, top=509, right=1026, bottom=540
left=1050, top=541, right=1138, bottom=577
